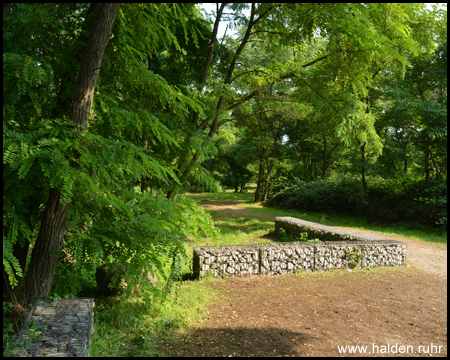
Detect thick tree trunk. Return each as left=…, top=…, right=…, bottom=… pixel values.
left=23, top=3, right=120, bottom=305
left=70, top=3, right=120, bottom=131
left=23, top=189, right=71, bottom=303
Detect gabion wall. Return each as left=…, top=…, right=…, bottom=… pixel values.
left=194, top=240, right=406, bottom=278
left=193, top=217, right=406, bottom=278
left=5, top=298, right=95, bottom=357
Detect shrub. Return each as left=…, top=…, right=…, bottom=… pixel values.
left=267, top=175, right=447, bottom=229
left=268, top=174, right=368, bottom=217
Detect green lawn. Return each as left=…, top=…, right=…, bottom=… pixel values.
left=189, top=190, right=447, bottom=247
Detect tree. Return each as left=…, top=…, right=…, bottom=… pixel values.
left=19, top=3, right=120, bottom=304
left=222, top=142, right=255, bottom=193
left=168, top=3, right=428, bottom=201
left=3, top=3, right=217, bottom=305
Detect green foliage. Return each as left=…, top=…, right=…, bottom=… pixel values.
left=2, top=3, right=219, bottom=302
left=415, top=183, right=447, bottom=228
left=278, top=229, right=321, bottom=243
left=51, top=188, right=218, bottom=299
left=268, top=175, right=447, bottom=229
left=2, top=1, right=447, bottom=314
left=268, top=174, right=367, bottom=216
left=3, top=302, right=16, bottom=352
left=3, top=309, right=42, bottom=357
left=2, top=237, right=23, bottom=289
left=268, top=162, right=303, bottom=197
left=344, top=247, right=365, bottom=270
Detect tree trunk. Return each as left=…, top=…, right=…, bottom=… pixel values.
left=322, top=136, right=327, bottom=179
left=191, top=3, right=226, bottom=126
left=23, top=189, right=71, bottom=303
left=23, top=3, right=120, bottom=305
left=425, top=149, right=431, bottom=181
left=262, top=160, right=274, bottom=202
left=70, top=3, right=120, bottom=131
left=402, top=134, right=408, bottom=174
left=360, top=143, right=375, bottom=216
left=169, top=5, right=262, bottom=199
left=254, top=157, right=264, bottom=203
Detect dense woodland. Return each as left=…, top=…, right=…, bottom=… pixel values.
left=3, top=4, right=447, bottom=306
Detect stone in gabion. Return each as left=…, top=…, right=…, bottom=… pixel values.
left=194, top=237, right=405, bottom=279
left=6, top=298, right=94, bottom=357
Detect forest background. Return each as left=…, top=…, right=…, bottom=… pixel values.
left=2, top=3, right=447, bottom=310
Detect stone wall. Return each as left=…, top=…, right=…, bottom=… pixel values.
left=193, top=245, right=260, bottom=277
left=193, top=217, right=406, bottom=278
left=194, top=240, right=406, bottom=278
left=5, top=297, right=95, bottom=357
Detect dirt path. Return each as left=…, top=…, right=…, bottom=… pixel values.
left=154, top=199, right=447, bottom=357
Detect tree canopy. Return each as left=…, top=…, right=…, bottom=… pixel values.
left=3, top=3, right=447, bottom=304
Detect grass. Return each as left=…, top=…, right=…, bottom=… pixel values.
left=241, top=202, right=446, bottom=247
left=188, top=190, right=447, bottom=247
left=199, top=210, right=273, bottom=246
left=88, top=191, right=274, bottom=357
left=187, top=189, right=254, bottom=202
left=90, top=275, right=225, bottom=357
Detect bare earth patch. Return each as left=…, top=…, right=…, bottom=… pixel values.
left=154, top=200, right=447, bottom=357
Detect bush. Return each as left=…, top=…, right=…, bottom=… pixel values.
left=267, top=162, right=303, bottom=198
left=267, top=175, right=447, bottom=229
left=267, top=174, right=368, bottom=217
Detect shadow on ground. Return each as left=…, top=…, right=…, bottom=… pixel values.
left=153, top=327, right=312, bottom=357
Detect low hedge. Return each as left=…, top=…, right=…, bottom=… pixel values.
left=266, top=175, right=447, bottom=229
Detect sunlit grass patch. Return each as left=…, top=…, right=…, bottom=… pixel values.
left=90, top=276, right=223, bottom=357
left=187, top=191, right=254, bottom=203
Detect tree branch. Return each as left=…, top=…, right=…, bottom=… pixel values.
left=252, top=4, right=277, bottom=25
left=227, top=90, right=258, bottom=111
left=192, top=3, right=227, bottom=126
left=196, top=116, right=212, bottom=132
left=302, top=79, right=336, bottom=110
left=301, top=53, right=333, bottom=68
left=249, top=30, right=292, bottom=37
left=220, top=109, right=297, bottom=126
